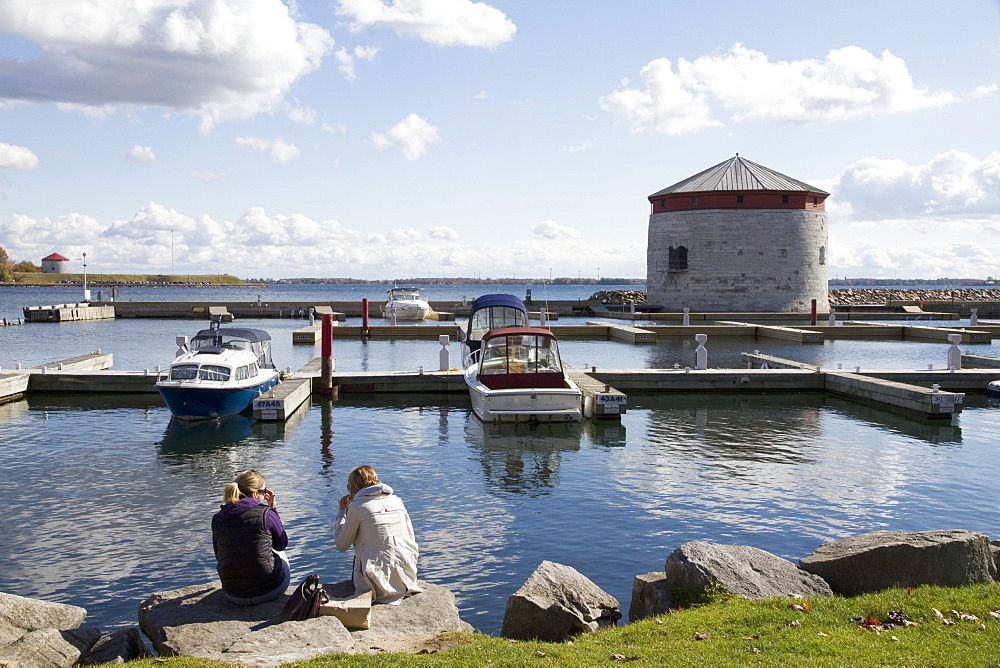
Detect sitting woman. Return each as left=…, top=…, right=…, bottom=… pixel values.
left=334, top=465, right=421, bottom=604
left=212, top=469, right=290, bottom=605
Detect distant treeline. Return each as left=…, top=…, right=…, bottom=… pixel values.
left=262, top=277, right=646, bottom=285
left=829, top=278, right=997, bottom=286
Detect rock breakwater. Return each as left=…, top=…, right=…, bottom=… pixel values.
left=590, top=288, right=1000, bottom=306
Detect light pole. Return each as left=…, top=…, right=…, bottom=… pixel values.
left=82, top=252, right=89, bottom=302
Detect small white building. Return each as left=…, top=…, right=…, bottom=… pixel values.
left=646, top=155, right=829, bottom=313
left=41, top=253, right=70, bottom=274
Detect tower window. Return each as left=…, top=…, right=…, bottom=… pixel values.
left=736, top=195, right=744, bottom=204
left=813, top=196, right=819, bottom=206
left=819, top=246, right=826, bottom=265
left=690, top=196, right=699, bottom=206
left=782, top=195, right=789, bottom=204
left=668, top=245, right=688, bottom=271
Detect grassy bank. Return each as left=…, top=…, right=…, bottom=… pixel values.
left=7, top=273, right=245, bottom=285
left=129, top=582, right=1000, bottom=666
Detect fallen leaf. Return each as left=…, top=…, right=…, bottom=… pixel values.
left=610, top=655, right=626, bottom=662
left=817, top=632, right=829, bottom=637
left=990, top=611, right=1000, bottom=619
left=750, top=648, right=761, bottom=654
left=907, top=587, right=915, bottom=595
left=369, top=646, right=386, bottom=652
left=943, top=619, right=955, bottom=626
left=507, top=639, right=519, bottom=643
left=695, top=632, right=711, bottom=640
left=932, top=608, right=944, bottom=619
left=891, top=636, right=900, bottom=641
left=655, top=619, right=664, bottom=624
left=953, top=611, right=980, bottom=622
left=787, top=620, right=802, bottom=628
left=789, top=593, right=803, bottom=599
left=789, top=604, right=807, bottom=612
left=535, top=651, right=547, bottom=657
left=864, top=614, right=881, bottom=627
left=803, top=601, right=812, bottom=612
left=902, top=620, right=918, bottom=627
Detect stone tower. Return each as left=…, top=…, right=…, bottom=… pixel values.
left=646, top=155, right=829, bottom=313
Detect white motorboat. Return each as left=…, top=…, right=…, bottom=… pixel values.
left=156, top=324, right=281, bottom=420
left=464, top=325, right=582, bottom=423
left=382, top=286, right=431, bottom=320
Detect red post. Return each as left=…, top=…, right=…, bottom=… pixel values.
left=320, top=314, right=333, bottom=394
left=361, top=298, right=369, bottom=335
left=810, top=298, right=817, bottom=326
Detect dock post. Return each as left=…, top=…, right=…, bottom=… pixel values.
left=695, top=333, right=708, bottom=370
left=947, top=333, right=962, bottom=370
left=970, top=308, right=979, bottom=326
left=362, top=298, right=370, bottom=336
left=320, top=314, right=334, bottom=394
left=683, top=308, right=690, bottom=326
left=439, top=335, right=451, bottom=371
left=829, top=309, right=836, bottom=326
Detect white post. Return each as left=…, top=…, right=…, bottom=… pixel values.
left=694, top=333, right=708, bottom=370
left=539, top=310, right=547, bottom=327
left=947, top=333, right=962, bottom=370
left=970, top=307, right=978, bottom=326
left=309, top=308, right=315, bottom=326
left=439, top=335, right=451, bottom=371
left=828, top=309, right=836, bottom=326
left=683, top=307, right=690, bottom=326
left=391, top=312, right=397, bottom=326
left=629, top=300, right=635, bottom=314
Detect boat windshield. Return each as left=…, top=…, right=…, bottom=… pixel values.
left=388, top=288, right=420, bottom=301
left=169, top=364, right=199, bottom=381
left=199, top=365, right=231, bottom=381
left=480, top=333, right=562, bottom=375
left=469, top=306, right=528, bottom=342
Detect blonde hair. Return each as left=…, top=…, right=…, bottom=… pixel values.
left=347, top=465, right=379, bottom=495
left=223, top=469, right=265, bottom=504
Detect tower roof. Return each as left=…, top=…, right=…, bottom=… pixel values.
left=42, top=253, right=69, bottom=261
left=650, top=155, right=829, bottom=198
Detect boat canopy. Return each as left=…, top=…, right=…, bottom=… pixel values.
left=189, top=327, right=275, bottom=368
left=477, top=326, right=566, bottom=389
left=466, top=294, right=529, bottom=353
left=387, top=287, right=422, bottom=298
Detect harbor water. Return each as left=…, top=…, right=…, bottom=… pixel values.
left=2, top=283, right=1000, bottom=635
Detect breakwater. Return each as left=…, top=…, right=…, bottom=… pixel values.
left=592, top=288, right=1000, bottom=309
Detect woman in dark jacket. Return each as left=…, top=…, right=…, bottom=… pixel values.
left=212, top=469, right=290, bottom=605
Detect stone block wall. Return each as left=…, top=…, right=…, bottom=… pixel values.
left=646, top=208, right=829, bottom=313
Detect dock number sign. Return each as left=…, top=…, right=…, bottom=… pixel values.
left=597, top=393, right=627, bottom=414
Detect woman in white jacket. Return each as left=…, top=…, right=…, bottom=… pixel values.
left=334, top=465, right=422, bottom=604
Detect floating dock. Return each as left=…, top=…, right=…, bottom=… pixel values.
left=717, top=321, right=823, bottom=343
left=585, top=321, right=655, bottom=343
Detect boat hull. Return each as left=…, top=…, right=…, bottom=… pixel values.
left=157, top=372, right=280, bottom=421
left=465, top=367, right=582, bottom=423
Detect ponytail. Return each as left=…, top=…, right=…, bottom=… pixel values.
left=222, top=481, right=241, bottom=504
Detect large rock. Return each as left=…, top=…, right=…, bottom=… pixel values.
left=0, top=628, right=99, bottom=667
left=138, top=580, right=472, bottom=664
left=799, top=529, right=997, bottom=596
left=991, top=540, right=1000, bottom=579
left=81, top=628, right=153, bottom=665
left=0, top=592, right=87, bottom=646
left=628, top=572, right=672, bottom=622
left=665, top=541, right=833, bottom=600
left=500, top=561, right=621, bottom=642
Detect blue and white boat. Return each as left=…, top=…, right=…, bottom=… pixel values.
left=156, top=324, right=281, bottom=420
left=464, top=293, right=530, bottom=356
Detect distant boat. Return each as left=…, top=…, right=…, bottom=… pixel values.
left=463, top=294, right=581, bottom=423
left=382, top=286, right=431, bottom=320
left=156, top=323, right=281, bottom=420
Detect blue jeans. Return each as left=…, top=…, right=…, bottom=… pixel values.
left=225, top=550, right=291, bottom=606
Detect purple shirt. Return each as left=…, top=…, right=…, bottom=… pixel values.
left=212, top=498, right=288, bottom=558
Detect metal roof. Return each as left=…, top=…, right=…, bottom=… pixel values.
left=649, top=155, right=829, bottom=197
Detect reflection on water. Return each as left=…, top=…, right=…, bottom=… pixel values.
left=2, top=392, right=999, bottom=637
left=465, top=419, right=583, bottom=497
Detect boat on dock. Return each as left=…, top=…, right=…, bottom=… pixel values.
left=382, top=286, right=431, bottom=320
left=156, top=323, right=281, bottom=420
left=463, top=295, right=581, bottom=423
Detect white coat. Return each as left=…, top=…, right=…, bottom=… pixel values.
left=333, top=483, right=422, bottom=604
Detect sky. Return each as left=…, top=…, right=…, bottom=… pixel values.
left=1, top=0, right=999, bottom=281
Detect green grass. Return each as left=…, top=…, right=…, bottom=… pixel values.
left=9, top=272, right=245, bottom=285
left=127, top=583, right=1000, bottom=666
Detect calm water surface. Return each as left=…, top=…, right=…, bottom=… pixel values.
left=2, top=284, right=1000, bottom=636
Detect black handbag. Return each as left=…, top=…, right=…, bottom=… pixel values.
left=280, top=573, right=329, bottom=622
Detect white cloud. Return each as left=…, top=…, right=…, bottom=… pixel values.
left=829, top=238, right=1000, bottom=279
left=235, top=136, right=301, bottom=164
left=337, top=0, right=515, bottom=48
left=0, top=142, right=40, bottom=170
left=531, top=220, right=582, bottom=240
left=0, top=0, right=334, bottom=131
left=834, top=150, right=1000, bottom=218
left=371, top=113, right=439, bottom=160
left=561, top=141, right=593, bottom=153
left=972, top=84, right=998, bottom=98
left=286, top=102, right=317, bottom=125
left=126, top=145, right=158, bottom=164
left=322, top=123, right=348, bottom=134
left=335, top=45, right=379, bottom=81
left=428, top=225, right=458, bottom=239
left=602, top=44, right=956, bottom=135
left=473, top=90, right=488, bottom=99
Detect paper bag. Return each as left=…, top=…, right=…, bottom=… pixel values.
left=318, top=590, right=373, bottom=629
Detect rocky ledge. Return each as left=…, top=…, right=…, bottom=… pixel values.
left=591, top=288, right=1000, bottom=307
left=138, top=579, right=472, bottom=665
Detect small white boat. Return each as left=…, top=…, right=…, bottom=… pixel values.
left=382, top=286, right=431, bottom=320
left=464, top=324, right=582, bottom=423
left=156, top=324, right=281, bottom=420
left=987, top=380, right=1000, bottom=396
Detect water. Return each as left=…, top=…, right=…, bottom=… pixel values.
left=2, top=284, right=1000, bottom=636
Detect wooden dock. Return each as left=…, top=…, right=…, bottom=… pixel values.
left=585, top=321, right=655, bottom=343
left=717, top=321, right=823, bottom=343
left=252, top=377, right=312, bottom=421
left=851, top=321, right=991, bottom=343
left=566, top=367, right=626, bottom=419
left=23, top=304, right=115, bottom=323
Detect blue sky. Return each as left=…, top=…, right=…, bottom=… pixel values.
left=1, top=0, right=999, bottom=280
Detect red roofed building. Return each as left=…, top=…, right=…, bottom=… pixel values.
left=41, top=253, right=70, bottom=274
